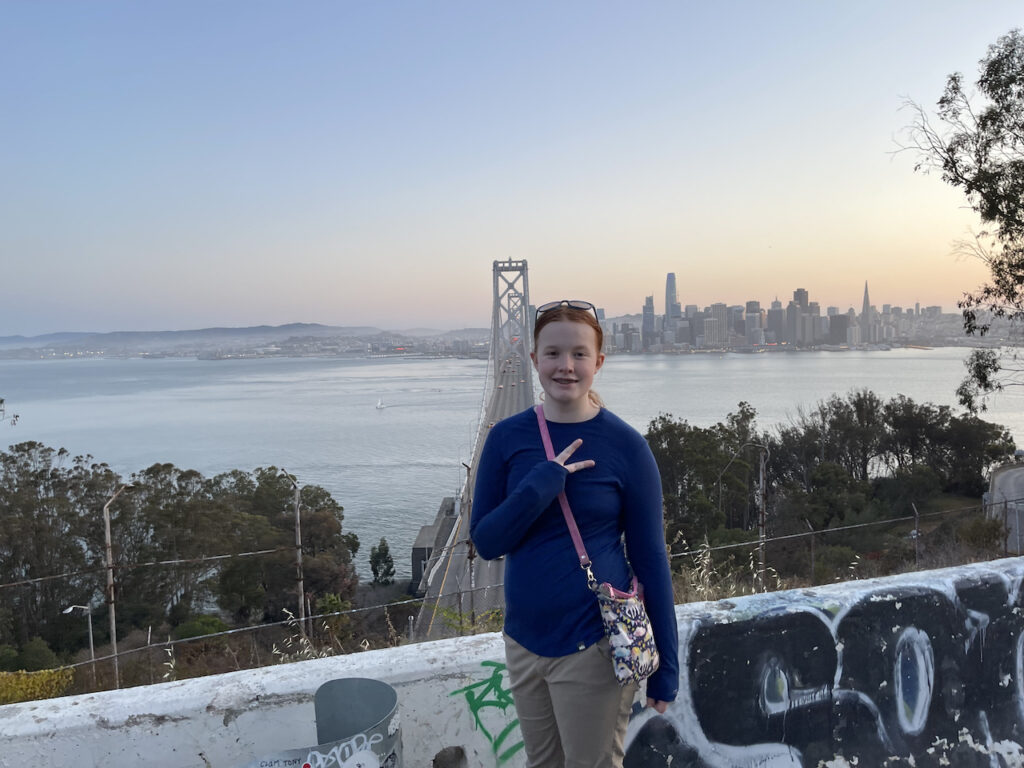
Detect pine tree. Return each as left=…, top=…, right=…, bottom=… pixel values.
left=369, top=537, right=395, bottom=586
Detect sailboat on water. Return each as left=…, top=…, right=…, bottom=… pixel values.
left=376, top=398, right=386, bottom=410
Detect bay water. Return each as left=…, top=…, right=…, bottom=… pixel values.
left=1, top=348, right=1020, bottom=578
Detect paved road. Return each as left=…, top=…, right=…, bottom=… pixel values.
left=990, top=463, right=1024, bottom=554
left=417, top=352, right=533, bottom=639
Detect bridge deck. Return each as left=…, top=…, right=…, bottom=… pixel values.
left=415, top=350, right=534, bottom=639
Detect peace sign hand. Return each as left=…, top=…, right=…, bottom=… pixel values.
left=553, top=438, right=595, bottom=474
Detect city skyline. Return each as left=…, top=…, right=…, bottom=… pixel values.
left=611, top=276, right=959, bottom=351
left=625, top=279, right=944, bottom=321
left=0, top=275, right=951, bottom=341
left=3, top=2, right=1021, bottom=336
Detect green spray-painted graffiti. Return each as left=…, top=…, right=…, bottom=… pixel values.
left=450, top=660, right=524, bottom=765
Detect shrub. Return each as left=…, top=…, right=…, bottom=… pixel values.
left=958, top=516, right=1005, bottom=551
left=0, top=668, right=73, bottom=704
left=0, top=644, right=19, bottom=672
left=171, top=615, right=229, bottom=641
left=814, top=545, right=861, bottom=584
left=317, top=593, right=354, bottom=651
left=17, top=637, right=59, bottom=672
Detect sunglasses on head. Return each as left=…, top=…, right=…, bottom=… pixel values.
left=535, top=300, right=598, bottom=323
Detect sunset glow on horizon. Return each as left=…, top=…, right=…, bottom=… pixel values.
left=1, top=2, right=1018, bottom=335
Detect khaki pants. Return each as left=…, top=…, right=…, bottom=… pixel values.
left=504, top=633, right=636, bottom=768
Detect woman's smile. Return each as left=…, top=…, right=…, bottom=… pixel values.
left=531, top=319, right=605, bottom=420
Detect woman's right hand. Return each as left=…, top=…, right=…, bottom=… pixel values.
left=554, top=438, right=594, bottom=474
left=646, top=698, right=669, bottom=713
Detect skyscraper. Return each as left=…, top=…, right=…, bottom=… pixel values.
left=664, top=273, right=681, bottom=322
left=786, top=300, right=800, bottom=344
left=702, top=317, right=721, bottom=348
left=729, top=305, right=746, bottom=336
left=745, top=301, right=761, bottom=327
left=708, top=303, right=729, bottom=347
left=642, top=295, right=656, bottom=350
left=861, top=281, right=875, bottom=342
left=766, top=304, right=785, bottom=343
left=745, top=301, right=762, bottom=343
left=793, top=288, right=809, bottom=311
left=829, top=314, right=850, bottom=345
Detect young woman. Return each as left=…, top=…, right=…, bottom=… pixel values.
left=471, top=300, right=679, bottom=768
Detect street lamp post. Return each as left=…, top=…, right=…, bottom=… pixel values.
left=281, top=471, right=306, bottom=636
left=63, top=604, right=96, bottom=687
left=103, top=484, right=132, bottom=689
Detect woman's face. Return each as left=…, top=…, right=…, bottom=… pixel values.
left=531, top=320, right=605, bottom=414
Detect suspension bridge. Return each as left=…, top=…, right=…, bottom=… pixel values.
left=413, top=259, right=536, bottom=639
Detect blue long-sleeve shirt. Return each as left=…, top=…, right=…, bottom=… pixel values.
left=470, top=406, right=679, bottom=703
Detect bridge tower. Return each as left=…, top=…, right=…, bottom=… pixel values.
left=413, top=260, right=534, bottom=638
left=491, top=259, right=532, bottom=368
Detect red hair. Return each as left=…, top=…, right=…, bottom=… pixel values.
left=532, top=306, right=604, bottom=353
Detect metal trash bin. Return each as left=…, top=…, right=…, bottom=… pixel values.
left=240, top=677, right=401, bottom=768
left=314, top=677, right=402, bottom=766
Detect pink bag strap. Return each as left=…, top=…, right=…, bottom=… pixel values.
left=535, top=405, right=594, bottom=576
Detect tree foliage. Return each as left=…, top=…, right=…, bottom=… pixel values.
left=767, top=390, right=1013, bottom=503
left=646, top=391, right=1014, bottom=572
left=369, top=537, right=396, bottom=586
left=903, top=28, right=1024, bottom=411
left=0, top=448, right=359, bottom=664
left=646, top=403, right=765, bottom=550
left=0, top=443, right=115, bottom=652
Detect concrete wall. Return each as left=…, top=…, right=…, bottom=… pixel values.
left=3, top=558, right=1024, bottom=767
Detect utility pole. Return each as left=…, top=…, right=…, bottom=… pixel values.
left=282, top=471, right=306, bottom=637
left=757, top=448, right=767, bottom=591
left=804, top=520, right=815, bottom=586
left=103, top=484, right=132, bottom=689
left=462, top=462, right=475, bottom=632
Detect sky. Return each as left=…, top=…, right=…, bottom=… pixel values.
left=2, top=2, right=1022, bottom=336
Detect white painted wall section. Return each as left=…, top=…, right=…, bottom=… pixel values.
left=4, top=558, right=1024, bottom=768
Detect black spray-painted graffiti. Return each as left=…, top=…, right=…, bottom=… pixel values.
left=623, top=563, right=1024, bottom=767
left=450, top=660, right=524, bottom=765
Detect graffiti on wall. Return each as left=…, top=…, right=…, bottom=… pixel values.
left=623, top=564, right=1024, bottom=767
left=450, top=660, right=524, bottom=765
left=299, top=729, right=398, bottom=768
left=245, top=680, right=401, bottom=768
left=245, top=722, right=400, bottom=768
left=446, top=564, right=1024, bottom=767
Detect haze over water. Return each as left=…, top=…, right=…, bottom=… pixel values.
left=2, top=349, right=1019, bottom=578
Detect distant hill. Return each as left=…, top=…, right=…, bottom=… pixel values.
left=398, top=327, right=490, bottom=341
left=0, top=332, right=95, bottom=349
left=0, top=324, right=353, bottom=350
left=0, top=323, right=490, bottom=352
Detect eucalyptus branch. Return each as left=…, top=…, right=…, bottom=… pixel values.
left=902, top=29, right=1024, bottom=411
